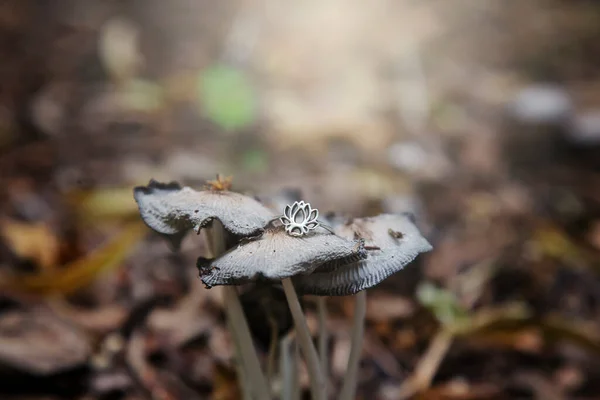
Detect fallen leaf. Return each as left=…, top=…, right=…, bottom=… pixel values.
left=530, top=225, right=586, bottom=264
left=417, top=380, right=500, bottom=400
left=66, top=188, right=140, bottom=224
left=211, top=363, right=241, bottom=400
left=0, top=219, right=60, bottom=271
left=512, top=371, right=566, bottom=400
left=198, top=64, right=257, bottom=132
left=0, top=309, right=90, bottom=374
left=586, top=220, right=600, bottom=251
left=365, top=293, right=415, bottom=322
left=2, top=221, right=146, bottom=295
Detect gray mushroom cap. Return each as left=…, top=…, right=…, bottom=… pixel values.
left=133, top=179, right=276, bottom=248
left=199, top=226, right=367, bottom=288
left=293, top=213, right=432, bottom=296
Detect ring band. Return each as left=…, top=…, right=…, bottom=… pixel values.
left=280, top=201, right=320, bottom=236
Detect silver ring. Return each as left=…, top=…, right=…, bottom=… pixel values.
left=280, top=201, right=320, bottom=237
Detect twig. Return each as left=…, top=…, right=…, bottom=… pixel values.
left=281, top=278, right=326, bottom=400
left=393, top=304, right=530, bottom=399
left=208, top=222, right=271, bottom=400
left=339, top=290, right=367, bottom=400
left=126, top=331, right=203, bottom=400
left=396, top=330, right=454, bottom=400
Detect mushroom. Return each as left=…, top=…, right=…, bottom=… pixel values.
left=198, top=224, right=366, bottom=287
left=293, top=213, right=433, bottom=296
left=196, top=220, right=365, bottom=400
left=291, top=213, right=432, bottom=399
left=133, top=177, right=274, bottom=400
left=133, top=178, right=275, bottom=249
left=133, top=178, right=433, bottom=400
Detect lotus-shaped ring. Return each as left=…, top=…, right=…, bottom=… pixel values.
left=280, top=201, right=320, bottom=237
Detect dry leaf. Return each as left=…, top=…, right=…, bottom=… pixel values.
left=211, top=363, right=241, bottom=400
left=0, top=309, right=90, bottom=374
left=2, top=221, right=146, bottom=295
left=66, top=187, right=140, bottom=224
left=0, top=219, right=60, bottom=271
left=365, top=293, right=415, bottom=321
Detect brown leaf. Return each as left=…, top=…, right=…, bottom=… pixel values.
left=66, top=187, right=140, bottom=224
left=586, top=219, right=600, bottom=251
left=0, top=309, right=90, bottom=374
left=2, top=221, right=146, bottom=295
left=211, top=363, right=241, bottom=400
left=365, top=293, right=415, bottom=321
left=0, top=219, right=60, bottom=271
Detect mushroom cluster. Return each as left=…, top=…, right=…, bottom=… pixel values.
left=133, top=176, right=432, bottom=399
left=134, top=178, right=431, bottom=294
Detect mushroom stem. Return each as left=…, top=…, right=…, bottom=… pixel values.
left=280, top=334, right=299, bottom=400
left=224, top=287, right=271, bottom=399
left=266, top=315, right=279, bottom=382
left=281, top=278, right=326, bottom=400
left=228, top=316, right=253, bottom=400
left=208, top=222, right=271, bottom=400
left=292, top=339, right=301, bottom=400
left=339, top=290, right=367, bottom=400
left=317, top=297, right=329, bottom=391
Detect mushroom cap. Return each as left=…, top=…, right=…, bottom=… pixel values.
left=293, top=213, right=432, bottom=296
left=199, top=226, right=367, bottom=287
left=133, top=179, right=276, bottom=248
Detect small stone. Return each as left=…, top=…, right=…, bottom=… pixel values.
left=508, top=84, right=573, bottom=125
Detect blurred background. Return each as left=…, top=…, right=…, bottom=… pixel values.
left=1, top=0, right=600, bottom=399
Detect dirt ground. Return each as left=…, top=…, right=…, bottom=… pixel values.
left=1, top=0, right=600, bottom=399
